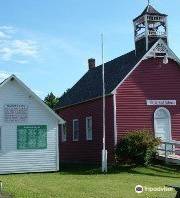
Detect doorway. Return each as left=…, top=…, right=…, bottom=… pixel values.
left=154, top=107, right=171, bottom=141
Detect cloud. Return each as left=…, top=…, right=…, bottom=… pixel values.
left=0, top=26, right=39, bottom=63
left=0, top=71, right=11, bottom=82
left=0, top=70, right=22, bottom=82
left=0, top=39, right=39, bottom=61
left=0, top=31, right=10, bottom=39
left=0, top=26, right=16, bottom=40
left=0, top=26, right=16, bottom=33
left=15, top=59, right=29, bottom=64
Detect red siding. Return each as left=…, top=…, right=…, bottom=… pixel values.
left=116, top=58, right=180, bottom=142
left=57, top=95, right=114, bottom=164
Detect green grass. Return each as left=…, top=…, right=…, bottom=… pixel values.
left=0, top=163, right=180, bottom=198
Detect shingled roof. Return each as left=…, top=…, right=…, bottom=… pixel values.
left=56, top=50, right=144, bottom=109
left=133, top=5, right=167, bottom=21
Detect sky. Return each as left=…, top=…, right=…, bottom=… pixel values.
left=0, top=0, right=179, bottom=99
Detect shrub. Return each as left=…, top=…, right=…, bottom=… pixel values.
left=115, top=129, right=161, bottom=166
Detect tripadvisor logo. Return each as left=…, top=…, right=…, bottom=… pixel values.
left=135, top=185, right=143, bottom=193
left=135, top=184, right=173, bottom=193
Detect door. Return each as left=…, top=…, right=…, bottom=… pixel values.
left=154, top=107, right=171, bottom=141
left=154, top=107, right=172, bottom=154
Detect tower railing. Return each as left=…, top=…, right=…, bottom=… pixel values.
left=135, top=32, right=145, bottom=40
left=135, top=30, right=167, bottom=41
left=147, top=16, right=165, bottom=22
left=148, top=30, right=167, bottom=37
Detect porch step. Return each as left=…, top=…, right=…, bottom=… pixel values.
left=157, top=154, right=180, bottom=165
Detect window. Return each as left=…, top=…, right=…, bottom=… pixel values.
left=17, top=125, right=47, bottom=149
left=61, top=123, right=67, bottom=142
left=73, top=119, right=79, bottom=141
left=86, top=117, right=92, bottom=141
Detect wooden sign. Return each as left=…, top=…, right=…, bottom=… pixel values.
left=146, top=100, right=176, bottom=106
left=4, top=104, right=28, bottom=123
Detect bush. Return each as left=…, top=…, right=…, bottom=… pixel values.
left=115, top=129, right=161, bottom=166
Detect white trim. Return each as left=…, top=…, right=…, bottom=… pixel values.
left=112, top=51, right=147, bottom=94
left=86, top=116, right=93, bottom=141
left=145, top=14, right=149, bottom=51
left=73, top=119, right=79, bottom=141
left=133, top=21, right=136, bottom=53
left=0, top=75, right=65, bottom=124
left=154, top=107, right=172, bottom=141
left=112, top=39, right=180, bottom=94
left=61, top=123, right=67, bottom=142
left=56, top=124, right=59, bottom=171
left=113, top=93, right=117, bottom=145
left=165, top=16, right=169, bottom=46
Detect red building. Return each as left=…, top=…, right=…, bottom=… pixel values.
left=56, top=5, right=180, bottom=164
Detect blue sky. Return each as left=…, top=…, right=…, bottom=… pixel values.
left=0, top=0, right=179, bottom=98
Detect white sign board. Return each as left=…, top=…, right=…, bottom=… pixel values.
left=146, top=100, right=176, bottom=106
left=4, top=104, right=28, bottom=123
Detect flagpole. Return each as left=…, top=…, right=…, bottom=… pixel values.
left=101, top=33, right=107, bottom=172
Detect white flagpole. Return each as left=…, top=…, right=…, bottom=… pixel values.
left=101, top=33, right=107, bottom=172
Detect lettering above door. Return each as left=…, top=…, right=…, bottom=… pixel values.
left=146, top=100, right=176, bottom=106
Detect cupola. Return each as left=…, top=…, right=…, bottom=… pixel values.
left=133, top=4, right=168, bottom=56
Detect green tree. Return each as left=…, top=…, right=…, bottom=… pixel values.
left=44, top=92, right=59, bottom=109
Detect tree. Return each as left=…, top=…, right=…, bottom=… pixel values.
left=44, top=92, right=59, bottom=109
left=62, top=88, right=70, bottom=97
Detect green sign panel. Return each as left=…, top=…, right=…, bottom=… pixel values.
left=17, top=125, right=47, bottom=149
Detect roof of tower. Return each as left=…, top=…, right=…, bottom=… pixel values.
left=133, top=5, right=167, bottom=21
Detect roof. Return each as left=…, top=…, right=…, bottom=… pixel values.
left=133, top=5, right=167, bottom=21
left=0, top=75, right=65, bottom=123
left=56, top=50, right=143, bottom=109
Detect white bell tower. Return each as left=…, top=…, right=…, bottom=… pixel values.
left=133, top=4, right=168, bottom=56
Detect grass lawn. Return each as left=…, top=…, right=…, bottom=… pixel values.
left=0, top=163, right=179, bottom=198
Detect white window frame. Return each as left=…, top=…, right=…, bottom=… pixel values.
left=154, top=107, right=172, bottom=141
left=86, top=117, right=93, bottom=141
left=73, top=119, right=79, bottom=141
left=61, top=123, right=67, bottom=142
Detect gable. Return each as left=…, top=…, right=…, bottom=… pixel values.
left=145, top=39, right=180, bottom=63
left=0, top=75, right=64, bottom=123
left=119, top=58, right=180, bottom=92
left=112, top=39, right=180, bottom=94
left=0, top=80, right=54, bottom=123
